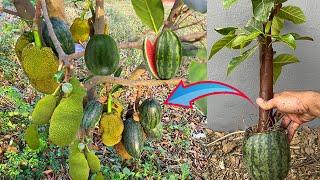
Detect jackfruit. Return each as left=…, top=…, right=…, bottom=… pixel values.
left=100, top=113, right=124, bottom=136
left=21, top=44, right=59, bottom=80
left=85, top=150, right=101, bottom=173
left=69, top=152, right=90, bottom=180
left=24, top=124, right=40, bottom=150
left=32, top=95, right=58, bottom=125
left=15, top=32, right=34, bottom=62
left=49, top=78, right=86, bottom=147
left=70, top=18, right=90, bottom=43
left=95, top=172, right=104, bottom=180
left=69, top=140, right=81, bottom=156
left=102, top=133, right=122, bottom=147
left=29, top=76, right=59, bottom=94
left=114, top=142, right=132, bottom=160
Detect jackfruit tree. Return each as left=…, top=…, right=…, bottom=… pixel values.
left=1, top=0, right=207, bottom=179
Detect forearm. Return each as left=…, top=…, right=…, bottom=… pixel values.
left=306, top=91, right=320, bottom=117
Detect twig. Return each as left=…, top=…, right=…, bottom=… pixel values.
left=40, top=0, right=68, bottom=65
left=84, top=76, right=186, bottom=89
left=173, top=18, right=206, bottom=31
left=0, top=6, right=20, bottom=16
left=206, top=131, right=246, bottom=146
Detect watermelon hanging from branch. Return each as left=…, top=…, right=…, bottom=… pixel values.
left=143, top=30, right=182, bottom=80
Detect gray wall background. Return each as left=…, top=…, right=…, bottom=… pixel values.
left=207, top=0, right=320, bottom=131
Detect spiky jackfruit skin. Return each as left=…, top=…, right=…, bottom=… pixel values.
left=21, top=44, right=59, bottom=94
left=85, top=151, right=101, bottom=173
left=114, top=142, right=132, bottom=160
left=70, top=18, right=90, bottom=43
left=95, top=172, right=104, bottom=180
left=22, top=44, right=59, bottom=80
left=69, top=140, right=81, bottom=156
left=24, top=124, right=40, bottom=150
left=100, top=113, right=124, bottom=146
left=49, top=78, right=86, bottom=147
left=69, top=152, right=90, bottom=180
left=15, top=32, right=34, bottom=62
left=32, top=95, right=57, bottom=125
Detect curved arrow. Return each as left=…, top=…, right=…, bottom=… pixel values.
left=164, top=80, right=254, bottom=108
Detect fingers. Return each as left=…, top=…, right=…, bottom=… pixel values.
left=281, top=115, right=291, bottom=129
left=287, top=121, right=300, bottom=142
left=256, top=98, right=276, bottom=110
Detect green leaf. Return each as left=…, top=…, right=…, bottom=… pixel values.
left=288, top=33, right=314, bottom=41
left=230, top=31, right=261, bottom=49
left=273, top=54, right=299, bottom=65
left=273, top=65, right=282, bottom=84
left=265, top=21, right=272, bottom=34
left=245, top=17, right=264, bottom=33
left=271, top=16, right=284, bottom=36
left=209, top=34, right=237, bottom=59
left=188, top=61, right=207, bottom=115
left=275, top=0, right=287, bottom=3
left=274, top=34, right=296, bottom=50
left=131, top=0, right=164, bottom=33
left=223, top=0, right=239, bottom=8
left=273, top=54, right=299, bottom=84
left=278, top=6, right=306, bottom=24
left=214, top=27, right=238, bottom=35
left=251, top=0, right=275, bottom=22
left=227, top=46, right=258, bottom=75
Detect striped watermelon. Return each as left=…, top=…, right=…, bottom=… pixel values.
left=143, top=30, right=182, bottom=80
left=138, top=98, right=162, bottom=131
left=243, top=130, right=290, bottom=180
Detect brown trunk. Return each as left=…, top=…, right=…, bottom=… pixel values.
left=94, top=0, right=105, bottom=34
left=45, top=0, right=65, bottom=20
left=257, top=36, right=275, bottom=132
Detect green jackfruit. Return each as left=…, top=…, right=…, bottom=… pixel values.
left=49, top=78, right=86, bottom=147
left=70, top=18, right=90, bottom=43
left=69, top=152, right=90, bottom=180
left=21, top=44, right=59, bottom=80
left=95, top=172, right=104, bottom=180
left=100, top=113, right=124, bottom=146
left=29, top=74, right=59, bottom=94
left=24, top=124, right=40, bottom=150
left=32, top=95, right=58, bottom=125
left=15, top=32, right=34, bottom=62
left=85, top=151, right=101, bottom=173
left=69, top=140, right=81, bottom=156
left=102, top=133, right=122, bottom=147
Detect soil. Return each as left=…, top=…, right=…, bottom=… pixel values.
left=204, top=126, right=320, bottom=179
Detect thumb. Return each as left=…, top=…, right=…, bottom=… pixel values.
left=256, top=98, right=276, bottom=110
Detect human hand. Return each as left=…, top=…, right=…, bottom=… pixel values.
left=256, top=91, right=320, bottom=142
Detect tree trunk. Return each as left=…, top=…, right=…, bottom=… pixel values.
left=94, top=0, right=105, bottom=34
left=258, top=36, right=275, bottom=132
left=45, top=0, right=65, bottom=20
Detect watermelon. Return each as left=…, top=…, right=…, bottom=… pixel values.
left=81, top=100, right=103, bottom=129
left=243, top=130, right=290, bottom=180
left=85, top=34, right=120, bottom=76
left=138, top=98, right=162, bottom=131
left=143, top=38, right=159, bottom=79
left=42, top=17, right=75, bottom=55
left=156, top=30, right=182, bottom=80
left=122, top=118, right=144, bottom=158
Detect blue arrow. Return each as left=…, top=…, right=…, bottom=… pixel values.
left=164, top=80, right=253, bottom=108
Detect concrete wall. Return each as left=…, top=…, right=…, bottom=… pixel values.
left=207, top=0, right=320, bottom=131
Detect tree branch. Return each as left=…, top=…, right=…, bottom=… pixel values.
left=94, top=0, right=105, bottom=34
left=0, top=6, right=20, bottom=16
left=164, top=0, right=184, bottom=29
left=84, top=76, right=186, bottom=89
left=40, top=0, right=68, bottom=65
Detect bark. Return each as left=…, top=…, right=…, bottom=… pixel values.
left=258, top=36, right=275, bottom=132
left=45, top=0, right=65, bottom=20
left=12, top=0, right=35, bottom=20
left=94, top=0, right=105, bottom=34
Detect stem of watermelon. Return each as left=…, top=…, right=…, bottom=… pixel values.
left=107, top=93, right=112, bottom=113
